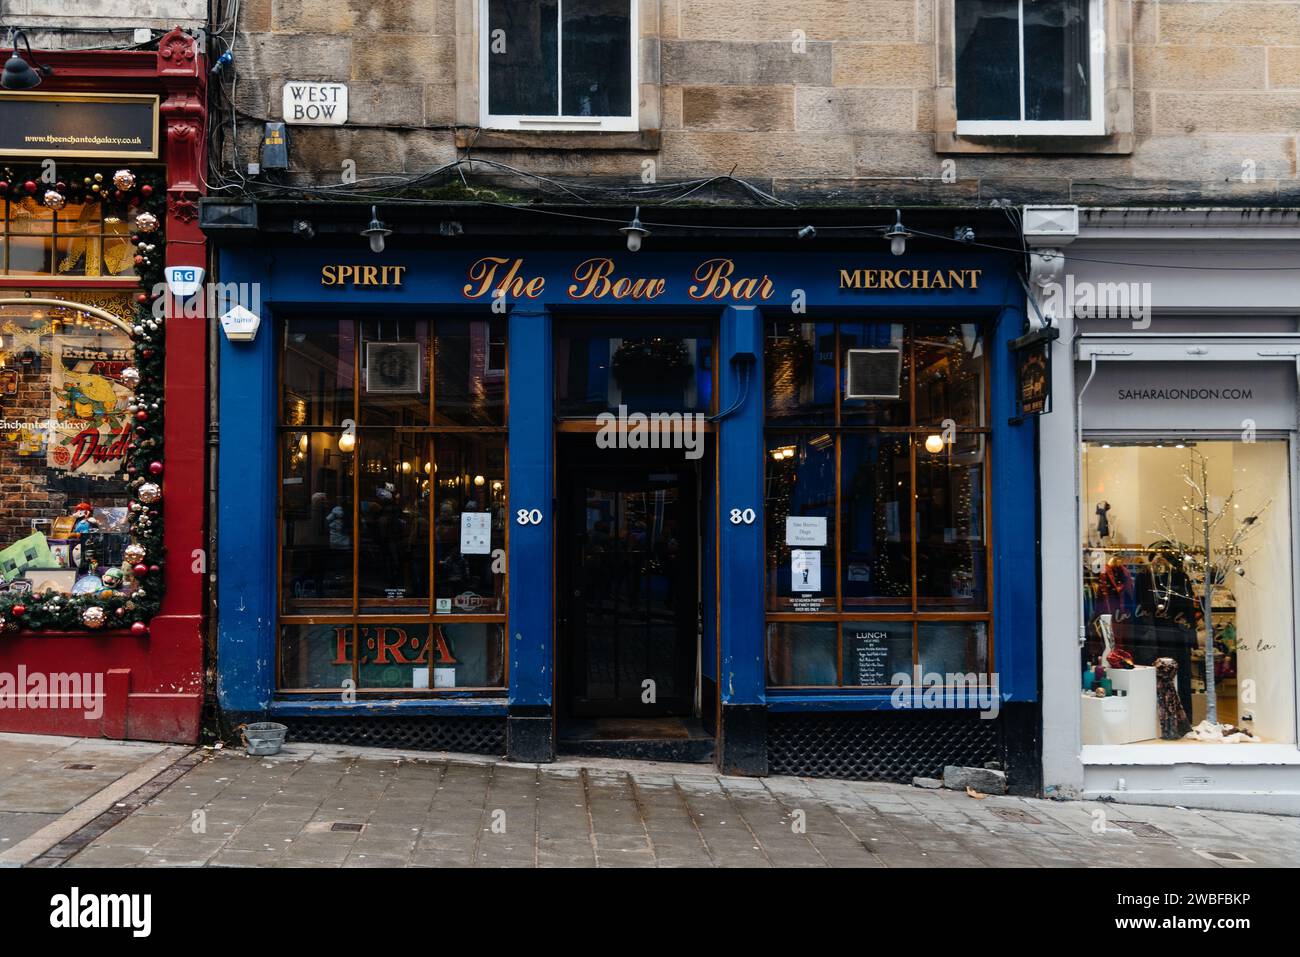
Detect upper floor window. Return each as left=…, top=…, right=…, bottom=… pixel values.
left=955, top=0, right=1104, bottom=136
left=481, top=0, right=637, bottom=132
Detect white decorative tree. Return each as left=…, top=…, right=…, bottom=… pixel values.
left=1153, top=448, right=1267, bottom=729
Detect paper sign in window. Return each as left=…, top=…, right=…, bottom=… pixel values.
left=460, top=512, right=492, bottom=555
left=786, top=516, right=827, bottom=547
left=791, top=549, right=821, bottom=593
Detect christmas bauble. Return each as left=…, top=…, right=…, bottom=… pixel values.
left=120, top=367, right=141, bottom=388
left=82, top=606, right=106, bottom=629
left=131, top=621, right=148, bottom=636
left=149, top=461, right=163, bottom=475
left=135, top=211, right=159, bottom=232
left=43, top=190, right=65, bottom=210
left=138, top=482, right=161, bottom=504
left=135, top=409, right=149, bottom=422
left=11, top=605, right=24, bottom=617
left=124, top=544, right=147, bottom=565
left=113, top=169, right=137, bottom=191
left=133, top=563, right=149, bottom=578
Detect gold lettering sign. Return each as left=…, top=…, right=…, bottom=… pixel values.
left=321, top=265, right=407, bottom=287
left=839, top=268, right=982, bottom=291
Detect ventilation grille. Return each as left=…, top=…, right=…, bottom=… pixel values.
left=767, top=711, right=999, bottom=782
left=282, top=716, right=506, bottom=755
left=365, top=341, right=423, bottom=393
left=844, top=348, right=902, bottom=400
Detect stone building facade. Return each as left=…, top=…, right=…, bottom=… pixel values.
left=216, top=0, right=1300, bottom=205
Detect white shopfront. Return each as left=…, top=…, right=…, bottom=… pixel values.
left=1034, top=207, right=1300, bottom=814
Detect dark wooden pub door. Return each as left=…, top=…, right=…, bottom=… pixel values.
left=561, top=467, right=698, bottom=718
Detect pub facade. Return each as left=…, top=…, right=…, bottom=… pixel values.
left=206, top=201, right=1042, bottom=785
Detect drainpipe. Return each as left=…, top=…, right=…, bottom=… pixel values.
left=1076, top=353, right=1099, bottom=648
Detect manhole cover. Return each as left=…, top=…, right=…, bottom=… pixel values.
left=64, top=764, right=95, bottom=770
left=1194, top=848, right=1253, bottom=864
left=330, top=822, right=365, bottom=833
left=990, top=808, right=1041, bottom=824
left=1111, top=820, right=1171, bottom=839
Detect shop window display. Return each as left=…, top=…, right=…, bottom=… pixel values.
left=1081, top=440, right=1296, bottom=745
left=763, top=320, right=991, bottom=688
left=0, top=165, right=169, bottom=636
left=279, top=317, right=507, bottom=691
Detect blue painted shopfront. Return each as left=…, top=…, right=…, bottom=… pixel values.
left=214, top=244, right=1038, bottom=765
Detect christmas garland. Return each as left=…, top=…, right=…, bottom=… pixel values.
left=0, top=165, right=166, bottom=635
left=611, top=337, right=693, bottom=386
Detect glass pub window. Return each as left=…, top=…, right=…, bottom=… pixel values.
left=278, top=317, right=508, bottom=694
left=954, top=0, right=1104, bottom=136
left=764, top=321, right=992, bottom=689
left=483, top=0, right=637, bottom=131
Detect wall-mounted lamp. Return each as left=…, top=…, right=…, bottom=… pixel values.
left=619, top=207, right=649, bottom=253
left=362, top=206, right=391, bottom=254
left=884, top=209, right=911, bottom=257
left=2, top=30, right=52, bottom=90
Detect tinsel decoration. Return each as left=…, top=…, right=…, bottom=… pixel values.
left=0, top=163, right=168, bottom=635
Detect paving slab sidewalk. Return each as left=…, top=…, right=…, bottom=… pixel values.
left=0, top=733, right=191, bottom=866
left=44, top=741, right=1300, bottom=868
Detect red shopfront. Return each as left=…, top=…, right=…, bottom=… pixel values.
left=0, top=29, right=207, bottom=741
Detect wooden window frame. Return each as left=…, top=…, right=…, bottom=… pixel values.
left=276, top=317, right=510, bottom=695
left=763, top=320, right=995, bottom=689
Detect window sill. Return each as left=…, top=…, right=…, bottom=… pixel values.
left=935, top=130, right=1133, bottom=156
left=271, top=696, right=508, bottom=718
left=456, top=128, right=661, bottom=152
left=1081, top=743, right=1300, bottom=766
left=9, top=628, right=139, bottom=639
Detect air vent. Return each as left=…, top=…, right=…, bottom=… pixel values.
left=845, top=348, right=902, bottom=400
left=365, top=342, right=423, bottom=394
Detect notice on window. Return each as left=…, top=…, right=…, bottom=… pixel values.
left=786, top=516, right=827, bottom=547
left=791, top=549, right=821, bottom=592
left=846, top=631, right=890, bottom=687
left=460, top=512, right=492, bottom=554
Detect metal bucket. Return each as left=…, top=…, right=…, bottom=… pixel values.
left=240, top=721, right=288, bottom=756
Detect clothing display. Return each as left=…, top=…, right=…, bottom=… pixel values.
left=1155, top=657, right=1192, bottom=739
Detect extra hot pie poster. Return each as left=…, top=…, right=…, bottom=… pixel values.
left=48, top=335, right=133, bottom=476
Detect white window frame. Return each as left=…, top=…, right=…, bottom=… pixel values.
left=955, top=0, right=1105, bottom=137
left=479, top=0, right=639, bottom=132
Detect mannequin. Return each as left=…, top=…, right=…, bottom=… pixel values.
left=1135, top=545, right=1195, bottom=721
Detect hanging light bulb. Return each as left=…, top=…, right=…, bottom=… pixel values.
left=473, top=474, right=485, bottom=487
left=620, top=207, right=650, bottom=253
left=338, top=432, right=356, bottom=453
left=884, top=209, right=911, bottom=257
left=361, top=205, right=391, bottom=254
left=924, top=434, right=944, bottom=454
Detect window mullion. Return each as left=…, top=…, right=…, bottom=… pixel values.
left=556, top=0, right=564, bottom=119
left=1017, top=0, right=1027, bottom=122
